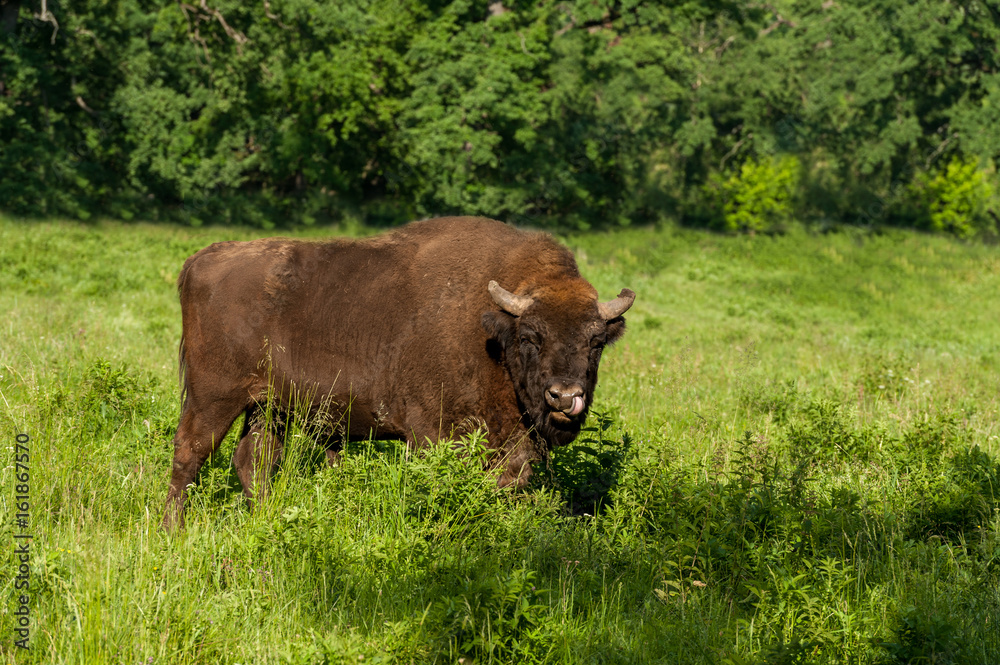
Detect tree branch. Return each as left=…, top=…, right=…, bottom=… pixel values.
left=178, top=1, right=248, bottom=58
left=76, top=95, right=97, bottom=116
left=263, top=0, right=290, bottom=30
left=719, top=129, right=750, bottom=170
left=715, top=35, right=735, bottom=57
left=758, top=4, right=796, bottom=37
left=554, top=3, right=575, bottom=37
left=199, top=0, right=247, bottom=47
left=38, top=0, right=58, bottom=44
left=924, top=131, right=956, bottom=170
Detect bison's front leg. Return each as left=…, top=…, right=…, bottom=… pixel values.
left=493, top=430, right=541, bottom=489
left=233, top=408, right=285, bottom=506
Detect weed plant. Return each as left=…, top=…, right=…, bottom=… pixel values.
left=1, top=217, right=999, bottom=663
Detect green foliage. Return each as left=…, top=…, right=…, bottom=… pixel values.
left=712, top=156, right=801, bottom=233
left=427, top=567, right=551, bottom=663
left=278, top=630, right=375, bottom=665
left=2, top=1, right=999, bottom=233
left=550, top=411, right=631, bottom=513
left=905, top=439, right=1000, bottom=541
left=79, top=358, right=159, bottom=435
left=911, top=157, right=997, bottom=237
left=81, top=358, right=143, bottom=416
left=878, top=607, right=966, bottom=665
left=785, top=400, right=882, bottom=465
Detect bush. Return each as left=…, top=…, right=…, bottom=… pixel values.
left=550, top=411, right=631, bottom=514
left=426, top=567, right=552, bottom=664
left=878, top=606, right=966, bottom=665
left=912, top=157, right=997, bottom=238
left=79, top=358, right=158, bottom=434
left=711, top=156, right=801, bottom=233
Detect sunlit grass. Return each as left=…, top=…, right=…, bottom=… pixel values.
left=1, top=216, right=999, bottom=664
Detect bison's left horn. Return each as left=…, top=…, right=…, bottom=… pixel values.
left=488, top=280, right=534, bottom=316
left=598, top=289, right=636, bottom=320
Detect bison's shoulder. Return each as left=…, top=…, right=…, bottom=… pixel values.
left=390, top=216, right=510, bottom=240
left=381, top=216, right=579, bottom=283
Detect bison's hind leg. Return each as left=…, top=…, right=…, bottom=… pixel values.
left=233, top=406, right=285, bottom=507
left=319, top=431, right=345, bottom=467
left=163, top=398, right=246, bottom=531
left=324, top=448, right=342, bottom=466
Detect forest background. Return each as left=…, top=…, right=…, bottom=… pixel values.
left=2, top=0, right=999, bottom=235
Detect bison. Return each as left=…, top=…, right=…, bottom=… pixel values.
left=163, top=216, right=634, bottom=529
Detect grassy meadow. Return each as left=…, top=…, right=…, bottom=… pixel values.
left=1, top=216, right=1000, bottom=664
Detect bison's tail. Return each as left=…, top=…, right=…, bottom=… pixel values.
left=178, top=334, right=189, bottom=407
left=176, top=254, right=198, bottom=408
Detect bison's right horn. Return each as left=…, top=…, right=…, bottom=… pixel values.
left=488, top=280, right=534, bottom=316
left=597, top=288, right=636, bottom=320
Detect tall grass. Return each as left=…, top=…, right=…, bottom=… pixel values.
left=1, top=217, right=999, bottom=663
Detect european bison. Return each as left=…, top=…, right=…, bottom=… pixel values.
left=163, top=217, right=634, bottom=529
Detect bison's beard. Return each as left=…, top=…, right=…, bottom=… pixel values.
left=541, top=412, right=585, bottom=445
left=519, top=397, right=587, bottom=450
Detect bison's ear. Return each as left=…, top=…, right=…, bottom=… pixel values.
left=605, top=317, right=627, bottom=345
left=482, top=311, right=516, bottom=349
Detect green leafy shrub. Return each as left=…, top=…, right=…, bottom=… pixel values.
left=739, top=377, right=799, bottom=424
left=427, top=567, right=551, bottom=663
left=711, top=156, right=801, bottom=233
left=550, top=411, right=631, bottom=514
left=906, top=442, right=1000, bottom=541
left=785, top=400, right=881, bottom=465
left=749, top=560, right=866, bottom=663
left=278, top=630, right=373, bottom=665
left=950, top=445, right=1000, bottom=503
left=877, top=606, right=966, bottom=665
left=79, top=358, right=158, bottom=433
left=399, top=432, right=505, bottom=526
left=912, top=157, right=997, bottom=237
left=896, top=414, right=961, bottom=468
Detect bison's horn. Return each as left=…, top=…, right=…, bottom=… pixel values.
left=597, top=289, right=636, bottom=320
left=488, top=280, right=534, bottom=316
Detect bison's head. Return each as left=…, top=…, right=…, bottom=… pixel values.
left=481, top=279, right=635, bottom=447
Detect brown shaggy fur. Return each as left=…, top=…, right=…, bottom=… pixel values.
left=162, top=217, right=634, bottom=529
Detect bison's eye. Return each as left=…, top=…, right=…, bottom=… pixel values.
left=519, top=328, right=541, bottom=351
left=590, top=333, right=607, bottom=349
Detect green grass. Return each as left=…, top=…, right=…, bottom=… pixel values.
left=2, top=217, right=999, bottom=664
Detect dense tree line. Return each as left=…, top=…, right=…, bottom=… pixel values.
left=1, top=0, right=998, bottom=233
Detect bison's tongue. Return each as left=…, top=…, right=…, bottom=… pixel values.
left=568, top=395, right=585, bottom=416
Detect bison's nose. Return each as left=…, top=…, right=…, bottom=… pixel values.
left=545, top=383, right=586, bottom=417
